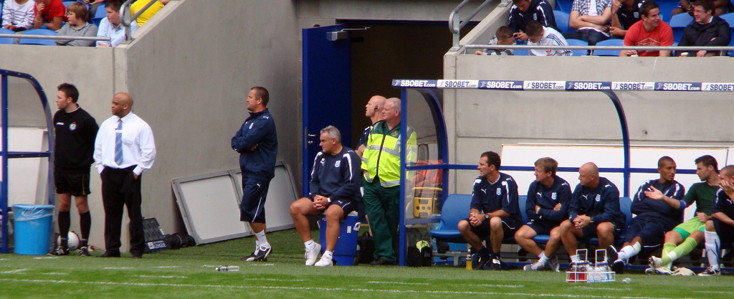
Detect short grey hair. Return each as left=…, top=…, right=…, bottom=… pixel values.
left=321, top=125, right=341, bottom=143
left=385, top=97, right=401, bottom=114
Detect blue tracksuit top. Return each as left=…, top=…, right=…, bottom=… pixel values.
left=632, top=179, right=686, bottom=222
left=569, top=177, right=625, bottom=228
left=308, top=146, right=361, bottom=201
left=470, top=172, right=522, bottom=225
left=525, top=174, right=572, bottom=224
left=231, top=108, right=278, bottom=180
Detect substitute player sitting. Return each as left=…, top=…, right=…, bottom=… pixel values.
left=699, top=164, right=734, bottom=276
left=515, top=157, right=572, bottom=272
left=289, top=126, right=361, bottom=267
left=458, top=151, right=522, bottom=270
left=609, top=156, right=686, bottom=273
left=648, top=155, right=719, bottom=274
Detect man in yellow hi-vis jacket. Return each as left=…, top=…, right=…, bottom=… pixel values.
left=361, top=97, right=417, bottom=265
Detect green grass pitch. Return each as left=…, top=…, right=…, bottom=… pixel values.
left=1, top=229, right=732, bottom=298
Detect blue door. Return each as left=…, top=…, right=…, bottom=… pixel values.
left=302, top=25, right=352, bottom=195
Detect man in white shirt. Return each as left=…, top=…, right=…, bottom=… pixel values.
left=96, top=0, right=138, bottom=47
left=526, top=21, right=573, bottom=56
left=93, top=92, right=156, bottom=258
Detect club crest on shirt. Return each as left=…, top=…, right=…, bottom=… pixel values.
left=595, top=194, right=601, bottom=202
left=334, top=160, right=341, bottom=168
left=69, top=122, right=77, bottom=131
left=391, top=131, right=399, bottom=137
left=551, top=192, right=557, bottom=200
left=496, top=188, right=502, bottom=196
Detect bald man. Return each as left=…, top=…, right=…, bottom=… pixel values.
left=94, top=92, right=156, bottom=258
left=356, top=95, right=386, bottom=157
left=524, top=162, right=624, bottom=271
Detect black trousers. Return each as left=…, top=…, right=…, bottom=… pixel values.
left=101, top=166, right=144, bottom=254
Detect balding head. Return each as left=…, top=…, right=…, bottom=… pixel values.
left=112, top=92, right=133, bottom=118
left=578, top=162, right=600, bottom=188
left=366, top=95, right=386, bottom=121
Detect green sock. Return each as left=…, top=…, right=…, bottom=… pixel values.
left=670, top=238, right=699, bottom=264
left=661, top=242, right=676, bottom=264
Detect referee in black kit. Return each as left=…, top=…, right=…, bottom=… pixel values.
left=93, top=92, right=156, bottom=258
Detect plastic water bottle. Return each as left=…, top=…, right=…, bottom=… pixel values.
left=465, top=249, right=473, bottom=270
left=216, top=265, right=240, bottom=272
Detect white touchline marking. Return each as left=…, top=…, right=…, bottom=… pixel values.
left=31, top=257, right=58, bottom=260
left=0, top=278, right=677, bottom=299
left=134, top=275, right=186, bottom=279
left=155, top=266, right=179, bottom=269
left=694, top=291, right=734, bottom=295
left=250, top=264, right=275, bottom=267
left=0, top=269, right=27, bottom=274
left=367, top=281, right=429, bottom=285
left=103, top=267, right=134, bottom=270
left=242, top=278, right=305, bottom=282
left=464, top=284, right=524, bottom=288
left=42, top=273, right=69, bottom=276
left=572, top=287, right=630, bottom=291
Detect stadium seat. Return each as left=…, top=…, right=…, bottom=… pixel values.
left=566, top=38, right=589, bottom=56
left=554, top=10, right=570, bottom=33
left=719, top=12, right=734, bottom=27
left=0, top=28, right=15, bottom=45
left=62, top=1, right=76, bottom=7
left=592, top=38, right=623, bottom=56
left=429, top=194, right=471, bottom=244
left=91, top=3, right=108, bottom=27
left=669, top=13, right=693, bottom=43
left=18, top=29, right=57, bottom=46
left=658, top=1, right=678, bottom=22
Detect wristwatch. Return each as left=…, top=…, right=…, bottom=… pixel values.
left=484, top=214, right=489, bottom=220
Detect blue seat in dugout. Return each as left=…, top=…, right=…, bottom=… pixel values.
left=429, top=194, right=471, bottom=243
left=18, top=29, right=57, bottom=46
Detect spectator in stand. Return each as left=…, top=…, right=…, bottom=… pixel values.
left=621, top=1, right=674, bottom=57
left=96, top=0, right=137, bottom=47
left=82, top=0, right=105, bottom=18
left=2, top=0, right=36, bottom=32
left=609, top=0, right=644, bottom=38
left=130, top=0, right=170, bottom=27
left=526, top=21, right=572, bottom=56
left=32, top=0, right=65, bottom=30
left=672, top=0, right=731, bottom=16
left=474, top=26, right=516, bottom=55
left=56, top=2, right=98, bottom=46
left=508, top=0, right=557, bottom=41
left=565, top=0, right=613, bottom=45
left=677, top=0, right=731, bottom=56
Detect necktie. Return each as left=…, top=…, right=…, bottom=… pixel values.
left=115, top=119, right=123, bottom=165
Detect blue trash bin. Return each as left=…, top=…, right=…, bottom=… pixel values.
left=318, top=212, right=360, bottom=266
left=13, top=204, right=54, bottom=255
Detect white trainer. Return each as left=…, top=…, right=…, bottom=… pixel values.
left=314, top=255, right=333, bottom=267
left=305, top=243, right=321, bottom=266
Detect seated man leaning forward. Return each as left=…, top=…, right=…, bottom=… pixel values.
left=458, top=151, right=522, bottom=270
left=515, top=157, right=572, bottom=272
left=621, top=0, right=674, bottom=57
left=608, top=156, right=686, bottom=273
left=525, top=162, right=624, bottom=270
left=526, top=21, right=572, bottom=56
left=289, top=125, right=361, bottom=267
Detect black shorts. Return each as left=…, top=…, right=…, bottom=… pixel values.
left=524, top=220, right=562, bottom=235
left=579, top=221, right=621, bottom=241
left=623, top=215, right=677, bottom=246
left=239, top=178, right=271, bottom=223
left=714, top=218, right=734, bottom=249
left=467, top=216, right=519, bottom=240
left=54, top=168, right=91, bottom=196
left=323, top=198, right=356, bottom=216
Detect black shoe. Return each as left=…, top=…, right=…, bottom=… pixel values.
left=490, top=257, right=505, bottom=270
left=131, top=251, right=143, bottom=259
left=78, top=246, right=91, bottom=257
left=606, top=245, right=619, bottom=264
left=611, top=260, right=625, bottom=274
left=98, top=251, right=121, bottom=258
left=50, top=247, right=69, bottom=256
left=241, top=246, right=272, bottom=262
left=370, top=257, right=396, bottom=265
left=472, top=248, right=490, bottom=270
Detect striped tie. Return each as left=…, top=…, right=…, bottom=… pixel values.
left=115, top=119, right=123, bottom=165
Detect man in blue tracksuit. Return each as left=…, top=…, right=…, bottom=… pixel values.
left=231, top=86, right=278, bottom=262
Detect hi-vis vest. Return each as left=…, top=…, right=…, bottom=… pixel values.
left=361, top=120, right=417, bottom=187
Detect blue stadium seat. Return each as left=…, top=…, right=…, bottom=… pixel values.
left=18, top=29, right=57, bottom=46
left=554, top=10, right=570, bottom=33
left=0, top=28, right=15, bottom=44
left=669, top=13, right=693, bottom=43
left=658, top=1, right=679, bottom=22
left=566, top=38, right=589, bottom=56
left=62, top=1, right=76, bottom=7
left=91, top=3, right=108, bottom=27
left=592, top=38, right=623, bottom=56
left=429, top=194, right=471, bottom=243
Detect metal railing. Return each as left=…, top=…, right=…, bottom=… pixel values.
left=463, top=44, right=734, bottom=55
left=0, top=34, right=110, bottom=43
left=121, top=0, right=161, bottom=42
left=449, top=0, right=495, bottom=51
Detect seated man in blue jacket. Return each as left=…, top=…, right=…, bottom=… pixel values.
left=516, top=157, right=572, bottom=272
left=509, top=0, right=558, bottom=41
left=289, top=125, right=361, bottom=267
left=608, top=156, right=686, bottom=273
left=678, top=0, right=731, bottom=56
